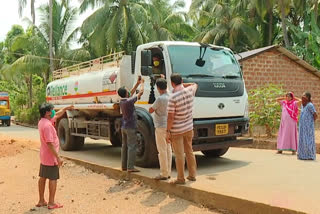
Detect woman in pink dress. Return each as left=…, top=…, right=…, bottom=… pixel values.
left=276, top=92, right=301, bottom=155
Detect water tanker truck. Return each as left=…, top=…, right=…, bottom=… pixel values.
left=47, top=41, right=253, bottom=167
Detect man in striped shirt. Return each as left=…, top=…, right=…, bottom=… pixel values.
left=167, top=73, right=198, bottom=184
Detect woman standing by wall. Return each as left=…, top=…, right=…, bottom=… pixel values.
left=298, top=92, right=318, bottom=160
left=276, top=92, right=300, bottom=155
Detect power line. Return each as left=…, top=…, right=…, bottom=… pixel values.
left=6, top=51, right=82, bottom=63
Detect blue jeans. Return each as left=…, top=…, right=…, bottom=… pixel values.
left=121, top=128, right=137, bottom=170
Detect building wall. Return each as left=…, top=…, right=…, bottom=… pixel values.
left=240, top=49, right=320, bottom=110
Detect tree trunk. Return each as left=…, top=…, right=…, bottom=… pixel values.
left=31, top=0, right=35, bottom=24
left=280, top=0, right=290, bottom=48
left=28, top=0, right=36, bottom=108
left=268, top=10, right=273, bottom=45
left=49, top=0, right=54, bottom=73
left=266, top=0, right=273, bottom=45
left=315, top=1, right=318, bottom=25
left=28, top=74, right=32, bottom=108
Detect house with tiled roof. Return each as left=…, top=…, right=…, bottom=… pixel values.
left=236, top=45, right=320, bottom=109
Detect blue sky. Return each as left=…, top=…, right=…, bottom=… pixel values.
left=0, top=0, right=192, bottom=43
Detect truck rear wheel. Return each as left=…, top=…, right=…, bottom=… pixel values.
left=110, top=128, right=122, bottom=147
left=73, top=136, right=85, bottom=150
left=58, top=118, right=84, bottom=151
left=135, top=119, right=158, bottom=168
left=201, top=148, right=229, bottom=158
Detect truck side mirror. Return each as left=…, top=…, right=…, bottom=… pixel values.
left=141, top=66, right=153, bottom=76
left=141, top=50, right=152, bottom=66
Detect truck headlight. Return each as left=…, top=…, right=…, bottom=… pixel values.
left=244, top=101, right=249, bottom=118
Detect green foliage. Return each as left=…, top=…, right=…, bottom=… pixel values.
left=249, top=84, right=285, bottom=136
left=289, top=13, right=320, bottom=70
left=1, top=74, right=46, bottom=125
left=3, top=25, right=25, bottom=64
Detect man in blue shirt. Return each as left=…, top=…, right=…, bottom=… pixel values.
left=117, top=77, right=144, bottom=172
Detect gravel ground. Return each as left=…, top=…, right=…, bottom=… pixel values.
left=0, top=135, right=221, bottom=214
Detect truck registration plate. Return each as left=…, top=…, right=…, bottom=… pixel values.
left=215, top=124, right=228, bottom=136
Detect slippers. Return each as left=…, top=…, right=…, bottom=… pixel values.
left=187, top=176, right=196, bottom=181
left=48, top=203, right=63, bottom=210
left=154, top=175, right=169, bottom=180
left=127, top=168, right=140, bottom=172
left=35, top=202, right=47, bottom=207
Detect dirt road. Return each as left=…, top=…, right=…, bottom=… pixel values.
left=0, top=134, right=220, bottom=214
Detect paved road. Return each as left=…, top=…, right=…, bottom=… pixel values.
left=1, top=124, right=320, bottom=214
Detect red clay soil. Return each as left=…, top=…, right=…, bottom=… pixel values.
left=0, top=134, right=38, bottom=158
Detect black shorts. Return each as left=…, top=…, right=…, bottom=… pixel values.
left=39, top=164, right=60, bottom=180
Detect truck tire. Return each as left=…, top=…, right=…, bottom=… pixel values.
left=135, top=119, right=158, bottom=168
left=6, top=120, right=10, bottom=126
left=110, top=132, right=122, bottom=147
left=74, top=136, right=85, bottom=150
left=201, top=148, right=229, bottom=158
left=58, top=118, right=82, bottom=151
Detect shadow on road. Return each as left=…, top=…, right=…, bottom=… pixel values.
left=195, top=154, right=251, bottom=175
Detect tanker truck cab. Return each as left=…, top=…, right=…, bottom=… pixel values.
left=135, top=41, right=252, bottom=157
left=48, top=41, right=252, bottom=168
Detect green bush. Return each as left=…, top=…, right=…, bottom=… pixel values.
left=14, top=74, right=46, bottom=125
left=249, top=84, right=285, bottom=136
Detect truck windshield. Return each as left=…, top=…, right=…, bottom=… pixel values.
left=167, top=45, right=241, bottom=78
left=0, top=100, right=8, bottom=107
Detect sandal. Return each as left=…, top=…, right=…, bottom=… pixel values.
left=48, top=203, right=63, bottom=210
left=127, top=168, right=140, bottom=172
left=187, top=176, right=196, bottom=181
left=154, top=175, right=169, bottom=180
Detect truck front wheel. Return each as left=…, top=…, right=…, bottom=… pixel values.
left=135, top=119, right=158, bottom=168
left=201, top=148, right=229, bottom=158
left=6, top=120, right=10, bottom=126
left=58, top=118, right=84, bottom=151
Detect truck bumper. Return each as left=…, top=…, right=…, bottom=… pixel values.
left=192, top=117, right=252, bottom=151
left=0, top=116, right=10, bottom=120
left=192, top=137, right=253, bottom=151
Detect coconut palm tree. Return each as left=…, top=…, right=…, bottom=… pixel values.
left=18, top=0, right=36, bottom=24
left=10, top=0, right=79, bottom=86
left=189, top=0, right=260, bottom=52
left=143, top=0, right=195, bottom=41
left=249, top=0, right=276, bottom=46
left=17, top=0, right=36, bottom=107
left=79, top=0, right=148, bottom=56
